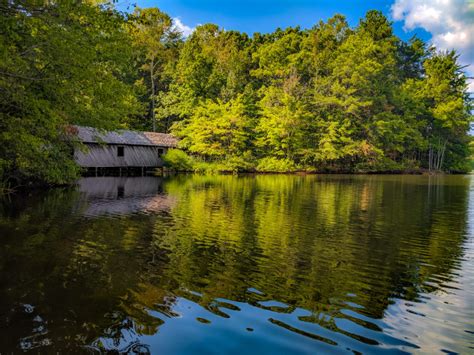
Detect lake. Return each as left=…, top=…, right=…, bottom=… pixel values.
left=0, top=175, right=473, bottom=353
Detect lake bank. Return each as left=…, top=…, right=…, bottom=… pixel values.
left=1, top=168, right=468, bottom=195
left=2, top=169, right=465, bottom=196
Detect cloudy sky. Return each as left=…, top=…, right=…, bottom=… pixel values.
left=129, top=0, right=473, bottom=91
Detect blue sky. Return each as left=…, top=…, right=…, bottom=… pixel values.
left=123, top=0, right=473, bottom=92
left=126, top=0, right=430, bottom=41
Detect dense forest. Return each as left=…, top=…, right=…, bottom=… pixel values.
left=1, top=1, right=472, bottom=186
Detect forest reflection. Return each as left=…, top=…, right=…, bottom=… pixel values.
left=0, top=175, right=472, bottom=353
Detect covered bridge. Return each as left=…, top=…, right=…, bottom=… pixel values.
left=72, top=126, right=178, bottom=175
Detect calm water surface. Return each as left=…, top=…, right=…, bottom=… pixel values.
left=0, top=175, right=473, bottom=354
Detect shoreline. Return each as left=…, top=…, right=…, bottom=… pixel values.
left=1, top=170, right=470, bottom=195
left=159, top=168, right=461, bottom=176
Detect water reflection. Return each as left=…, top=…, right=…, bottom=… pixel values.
left=0, top=175, right=472, bottom=353
left=77, top=177, right=174, bottom=217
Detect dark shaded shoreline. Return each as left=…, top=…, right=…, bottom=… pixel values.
left=3, top=169, right=471, bottom=196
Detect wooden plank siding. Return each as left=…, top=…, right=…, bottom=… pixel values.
left=71, top=126, right=178, bottom=169
left=75, top=144, right=167, bottom=168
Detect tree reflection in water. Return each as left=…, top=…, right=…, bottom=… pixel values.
left=0, top=175, right=472, bottom=353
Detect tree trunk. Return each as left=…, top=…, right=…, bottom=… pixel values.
left=439, top=140, right=447, bottom=171
left=150, top=58, right=156, bottom=132
left=435, top=138, right=441, bottom=170
left=428, top=144, right=432, bottom=172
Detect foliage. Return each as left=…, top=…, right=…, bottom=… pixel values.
left=0, top=1, right=141, bottom=185
left=164, top=11, right=471, bottom=174
left=354, top=157, right=405, bottom=173
left=128, top=7, right=182, bottom=132
left=163, top=150, right=256, bottom=174
left=162, top=149, right=194, bottom=171
left=469, top=139, right=474, bottom=172
left=1, top=4, right=472, bottom=186
left=172, top=95, right=253, bottom=158
left=256, top=157, right=296, bottom=172
left=220, top=153, right=256, bottom=172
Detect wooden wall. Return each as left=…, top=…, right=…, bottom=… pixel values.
left=74, top=144, right=167, bottom=167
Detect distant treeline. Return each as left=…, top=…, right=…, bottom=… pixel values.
left=1, top=1, right=472, bottom=185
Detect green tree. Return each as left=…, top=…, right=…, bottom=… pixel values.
left=172, top=94, right=253, bottom=159
left=1, top=4, right=472, bottom=183
left=128, top=7, right=182, bottom=131
left=421, top=51, right=472, bottom=171
left=157, top=24, right=253, bottom=133
left=256, top=84, right=311, bottom=161
left=0, top=1, right=141, bottom=185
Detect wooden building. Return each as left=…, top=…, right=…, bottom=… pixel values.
left=72, top=126, right=178, bottom=175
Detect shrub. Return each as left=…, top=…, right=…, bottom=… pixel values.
left=220, top=153, right=256, bottom=173
left=354, top=157, right=403, bottom=173
left=256, top=157, right=296, bottom=172
left=163, top=149, right=194, bottom=171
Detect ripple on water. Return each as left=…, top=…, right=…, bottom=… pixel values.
left=1, top=175, right=473, bottom=353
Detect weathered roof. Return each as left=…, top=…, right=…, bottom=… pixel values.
left=143, top=132, right=179, bottom=147
left=72, top=125, right=178, bottom=148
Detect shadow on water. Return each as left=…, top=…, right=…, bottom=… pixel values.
left=0, top=175, right=472, bottom=353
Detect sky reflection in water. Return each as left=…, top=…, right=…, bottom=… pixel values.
left=0, top=175, right=473, bottom=353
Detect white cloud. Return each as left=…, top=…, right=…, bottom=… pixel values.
left=391, top=0, right=474, bottom=92
left=173, top=17, right=195, bottom=38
